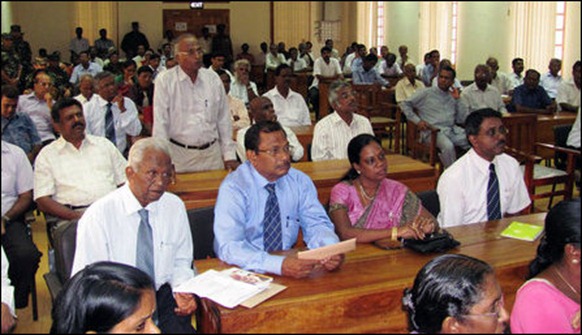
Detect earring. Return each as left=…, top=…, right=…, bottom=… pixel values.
left=573, top=259, right=579, bottom=264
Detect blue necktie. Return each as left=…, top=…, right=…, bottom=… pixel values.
left=105, top=102, right=116, bottom=144
left=263, top=183, right=282, bottom=252
left=136, top=209, right=155, bottom=284
left=487, top=163, right=502, bottom=220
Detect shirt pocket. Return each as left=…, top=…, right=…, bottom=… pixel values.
left=157, top=241, right=176, bottom=281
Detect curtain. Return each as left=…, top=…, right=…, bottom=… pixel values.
left=74, top=2, right=118, bottom=47
left=274, top=2, right=311, bottom=47
left=509, top=2, right=556, bottom=75
left=418, top=2, right=453, bottom=61
left=356, top=2, right=377, bottom=50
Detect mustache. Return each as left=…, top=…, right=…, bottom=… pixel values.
left=73, top=122, right=85, bottom=128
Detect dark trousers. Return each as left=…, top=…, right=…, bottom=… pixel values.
left=1, top=219, right=42, bottom=309
left=308, top=87, right=320, bottom=120
left=156, top=283, right=197, bottom=333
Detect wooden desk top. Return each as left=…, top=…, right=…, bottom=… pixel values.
left=194, top=213, right=546, bottom=333
left=169, top=155, right=438, bottom=209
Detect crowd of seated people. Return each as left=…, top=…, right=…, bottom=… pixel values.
left=1, top=21, right=580, bottom=334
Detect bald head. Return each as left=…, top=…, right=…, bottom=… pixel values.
left=249, top=97, right=276, bottom=123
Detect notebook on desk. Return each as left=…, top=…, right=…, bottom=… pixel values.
left=500, top=221, right=544, bottom=242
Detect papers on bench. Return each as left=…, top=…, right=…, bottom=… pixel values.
left=174, top=267, right=285, bottom=309
left=297, top=238, right=357, bottom=260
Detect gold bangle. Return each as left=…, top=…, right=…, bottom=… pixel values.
left=391, top=227, right=398, bottom=241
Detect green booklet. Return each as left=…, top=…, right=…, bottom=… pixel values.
left=500, top=221, right=544, bottom=242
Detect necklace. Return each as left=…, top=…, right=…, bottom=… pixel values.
left=554, top=267, right=580, bottom=297
left=357, top=179, right=378, bottom=201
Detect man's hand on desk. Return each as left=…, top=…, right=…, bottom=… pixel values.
left=174, top=292, right=197, bottom=316
left=281, top=255, right=320, bottom=278
left=319, top=254, right=344, bottom=272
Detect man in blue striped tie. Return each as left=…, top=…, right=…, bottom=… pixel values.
left=436, top=108, right=531, bottom=228
left=214, top=120, right=344, bottom=278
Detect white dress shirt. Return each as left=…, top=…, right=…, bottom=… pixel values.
left=229, top=80, right=259, bottom=106
left=69, top=62, right=103, bottom=85
left=153, top=66, right=236, bottom=161
left=72, top=184, right=195, bottom=291
left=265, top=53, right=286, bottom=72
left=33, top=135, right=127, bottom=207
left=567, top=107, right=580, bottom=148
left=236, top=125, right=304, bottom=162
left=540, top=72, right=563, bottom=99
left=84, top=95, right=142, bottom=153
left=263, top=87, right=311, bottom=127
left=311, top=112, right=374, bottom=161
left=460, top=83, right=508, bottom=118
left=437, top=149, right=530, bottom=228
left=556, top=79, right=580, bottom=112
left=311, top=57, right=342, bottom=90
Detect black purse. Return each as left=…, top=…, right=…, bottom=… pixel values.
left=402, top=230, right=460, bottom=254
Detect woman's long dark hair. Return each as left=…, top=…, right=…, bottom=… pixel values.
left=402, top=254, right=494, bottom=333
left=341, top=134, right=382, bottom=181
left=528, top=198, right=581, bottom=278
left=50, top=261, right=155, bottom=334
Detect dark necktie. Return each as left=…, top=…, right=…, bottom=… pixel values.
left=105, top=102, right=116, bottom=144
left=136, top=209, right=155, bottom=284
left=263, top=183, right=282, bottom=252
left=487, top=163, right=502, bottom=220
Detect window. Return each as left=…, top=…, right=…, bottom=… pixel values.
left=451, top=2, right=458, bottom=65
left=377, top=2, right=385, bottom=49
left=554, top=2, right=565, bottom=60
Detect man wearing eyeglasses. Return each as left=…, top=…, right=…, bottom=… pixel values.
left=72, top=137, right=197, bottom=333
left=436, top=108, right=530, bottom=228
left=214, top=120, right=344, bottom=278
left=153, top=33, right=238, bottom=173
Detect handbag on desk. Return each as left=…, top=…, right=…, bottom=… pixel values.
left=402, top=230, right=460, bottom=254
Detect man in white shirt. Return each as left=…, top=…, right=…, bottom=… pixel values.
left=34, top=98, right=127, bottom=233
left=460, top=64, right=508, bottom=118
left=237, top=96, right=304, bottom=162
left=263, top=64, right=311, bottom=127
left=286, top=47, right=308, bottom=73
left=311, top=80, right=374, bottom=161
left=153, top=33, right=238, bottom=173
left=308, top=46, right=343, bottom=121
left=265, top=43, right=286, bottom=72
left=69, top=50, right=103, bottom=85
left=72, top=137, right=197, bottom=333
left=486, top=57, right=512, bottom=95
left=84, top=71, right=142, bottom=155
left=229, top=59, right=259, bottom=107
left=556, top=60, right=581, bottom=113
left=437, top=108, right=530, bottom=228
left=509, top=57, right=525, bottom=91
left=540, top=58, right=563, bottom=100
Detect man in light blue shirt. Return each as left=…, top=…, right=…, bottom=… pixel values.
left=352, top=54, right=389, bottom=87
left=214, top=120, right=344, bottom=278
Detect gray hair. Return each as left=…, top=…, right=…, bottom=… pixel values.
left=93, top=71, right=115, bottom=90
left=127, top=137, right=171, bottom=171
left=328, top=80, right=351, bottom=106
left=173, top=33, right=197, bottom=57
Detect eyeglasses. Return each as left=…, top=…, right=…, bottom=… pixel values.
left=142, top=169, right=173, bottom=184
left=461, top=296, right=505, bottom=321
left=257, top=145, right=291, bottom=157
left=179, top=48, right=203, bottom=56
left=481, top=126, right=508, bottom=138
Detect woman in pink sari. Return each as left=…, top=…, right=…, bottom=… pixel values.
left=329, top=134, right=437, bottom=248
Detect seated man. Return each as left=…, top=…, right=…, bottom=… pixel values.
left=540, top=58, right=563, bottom=100
left=84, top=71, right=142, bottom=155
left=1, top=140, right=42, bottom=310
left=214, top=120, right=344, bottom=278
left=34, top=98, right=127, bottom=239
left=72, top=137, right=196, bottom=333
left=460, top=64, right=507, bottom=117
left=217, top=69, right=250, bottom=132
left=236, top=96, right=303, bottom=162
left=286, top=47, right=308, bottom=73
left=311, top=80, right=374, bottom=161
left=394, top=63, right=425, bottom=104
left=510, top=69, right=557, bottom=114
left=400, top=65, right=470, bottom=169
left=1, top=84, right=41, bottom=163
left=437, top=108, right=530, bottom=228
left=351, top=54, right=389, bottom=87
left=69, top=50, right=103, bottom=85
left=16, top=69, right=56, bottom=147
left=229, top=59, right=259, bottom=108
left=308, top=46, right=343, bottom=121
left=486, top=57, right=512, bottom=96
left=263, top=64, right=311, bottom=127
left=556, top=60, right=580, bottom=113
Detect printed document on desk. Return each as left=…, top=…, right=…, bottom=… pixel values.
left=297, top=238, right=356, bottom=260
left=174, top=268, right=269, bottom=308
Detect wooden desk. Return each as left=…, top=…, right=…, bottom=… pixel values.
left=194, top=213, right=546, bottom=333
left=288, top=125, right=313, bottom=162
left=169, top=155, right=438, bottom=210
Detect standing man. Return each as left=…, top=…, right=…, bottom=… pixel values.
left=400, top=66, right=470, bottom=169
left=84, top=71, right=142, bottom=155
left=153, top=33, right=238, bottom=172
left=94, top=28, right=115, bottom=60
left=437, top=108, right=530, bottom=227
left=215, top=120, right=344, bottom=277
left=69, top=27, right=89, bottom=65
left=72, top=137, right=197, bottom=333
left=121, top=22, right=150, bottom=60
left=311, top=80, right=374, bottom=161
